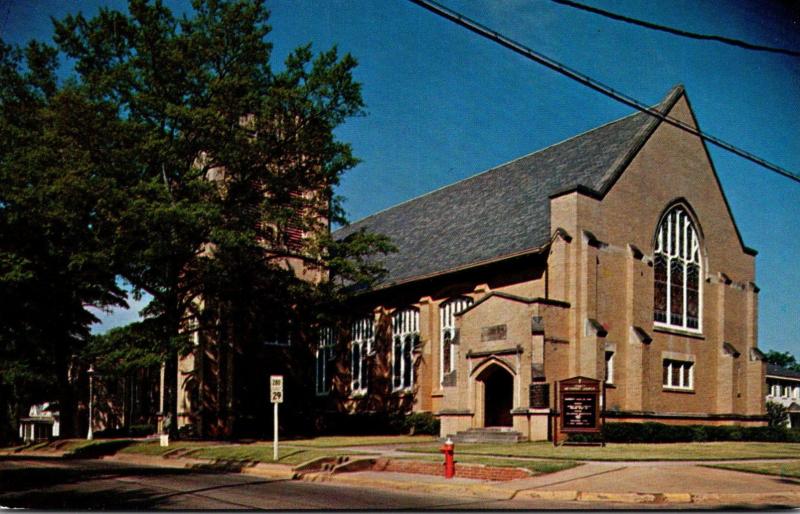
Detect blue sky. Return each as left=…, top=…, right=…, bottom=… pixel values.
left=3, top=0, right=798, bottom=356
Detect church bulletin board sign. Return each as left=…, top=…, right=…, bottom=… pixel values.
left=555, top=376, right=603, bottom=445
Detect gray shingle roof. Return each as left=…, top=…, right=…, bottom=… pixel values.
left=334, top=86, right=684, bottom=288
left=767, top=364, right=800, bottom=380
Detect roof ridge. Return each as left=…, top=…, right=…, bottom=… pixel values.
left=595, top=84, right=686, bottom=194
left=336, top=102, right=658, bottom=232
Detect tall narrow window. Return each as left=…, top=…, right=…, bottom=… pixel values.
left=604, top=351, right=614, bottom=385
left=440, top=296, right=474, bottom=386
left=350, top=317, right=373, bottom=395
left=654, top=206, right=702, bottom=331
left=392, top=308, right=419, bottom=391
left=316, top=328, right=335, bottom=395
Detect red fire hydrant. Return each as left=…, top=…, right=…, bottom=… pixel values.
left=441, top=437, right=455, bottom=478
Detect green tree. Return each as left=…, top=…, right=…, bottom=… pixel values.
left=766, top=401, right=789, bottom=428
left=764, top=351, right=800, bottom=372
left=0, top=0, right=391, bottom=440
left=0, top=39, right=128, bottom=440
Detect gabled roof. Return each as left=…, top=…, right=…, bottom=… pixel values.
left=334, top=85, right=685, bottom=288
left=767, top=364, right=800, bottom=380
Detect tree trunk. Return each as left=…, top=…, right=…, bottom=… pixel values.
left=54, top=347, right=76, bottom=439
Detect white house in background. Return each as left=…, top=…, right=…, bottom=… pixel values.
left=18, top=402, right=60, bottom=442
left=766, top=364, right=800, bottom=428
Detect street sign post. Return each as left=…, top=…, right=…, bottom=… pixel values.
left=270, top=375, right=283, bottom=461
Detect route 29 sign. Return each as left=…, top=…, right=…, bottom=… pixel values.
left=270, top=375, right=284, bottom=404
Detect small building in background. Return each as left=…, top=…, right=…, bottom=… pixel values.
left=766, top=364, right=800, bottom=428
left=19, top=402, right=60, bottom=442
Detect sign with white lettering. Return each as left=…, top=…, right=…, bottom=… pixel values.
left=559, top=376, right=601, bottom=433
left=270, top=375, right=283, bottom=404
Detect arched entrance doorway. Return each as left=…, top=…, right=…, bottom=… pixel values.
left=478, top=364, right=514, bottom=427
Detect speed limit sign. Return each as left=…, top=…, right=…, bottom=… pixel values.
left=270, top=375, right=283, bottom=403
left=270, top=375, right=283, bottom=461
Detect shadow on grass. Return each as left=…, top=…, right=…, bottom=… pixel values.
left=67, top=440, right=136, bottom=459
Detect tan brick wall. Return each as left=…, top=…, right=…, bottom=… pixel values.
left=546, top=93, right=762, bottom=422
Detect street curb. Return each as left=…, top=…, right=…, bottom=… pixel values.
left=0, top=450, right=67, bottom=458
left=240, top=463, right=298, bottom=481
left=691, top=492, right=800, bottom=505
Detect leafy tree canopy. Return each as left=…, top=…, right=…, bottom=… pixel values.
left=0, top=0, right=394, bottom=440
left=764, top=350, right=800, bottom=373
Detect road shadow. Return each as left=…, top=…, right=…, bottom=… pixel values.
left=0, top=459, right=291, bottom=510
left=0, top=460, right=197, bottom=492
left=0, top=483, right=177, bottom=510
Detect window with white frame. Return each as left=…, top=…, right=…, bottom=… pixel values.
left=316, top=327, right=335, bottom=395
left=654, top=206, right=702, bottom=331
left=392, top=308, right=419, bottom=391
left=350, top=317, right=373, bottom=395
left=662, top=359, right=694, bottom=390
left=440, top=296, right=473, bottom=385
left=605, top=351, right=614, bottom=385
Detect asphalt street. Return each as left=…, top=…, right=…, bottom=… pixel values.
left=0, top=457, right=695, bottom=510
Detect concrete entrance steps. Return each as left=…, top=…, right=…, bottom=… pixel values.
left=449, top=427, right=525, bottom=443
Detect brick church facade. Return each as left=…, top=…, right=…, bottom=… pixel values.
left=174, top=85, right=766, bottom=440
left=322, top=85, right=766, bottom=440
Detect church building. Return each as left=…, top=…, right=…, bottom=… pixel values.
left=322, top=85, right=766, bottom=440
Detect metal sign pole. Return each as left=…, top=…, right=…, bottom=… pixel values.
left=270, top=375, right=283, bottom=462
left=273, top=401, right=279, bottom=461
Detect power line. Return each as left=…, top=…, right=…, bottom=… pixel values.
left=551, top=0, right=800, bottom=59
left=408, top=0, right=800, bottom=184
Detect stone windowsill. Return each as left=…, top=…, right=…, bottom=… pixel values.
left=662, top=387, right=695, bottom=394
left=653, top=325, right=705, bottom=340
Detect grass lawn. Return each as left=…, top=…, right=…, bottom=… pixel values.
left=283, top=435, right=437, bottom=448
left=122, top=440, right=373, bottom=467
left=398, top=441, right=800, bottom=461
left=121, top=440, right=212, bottom=456
left=189, top=445, right=373, bottom=466
left=396, top=454, right=580, bottom=475
left=706, top=461, right=800, bottom=479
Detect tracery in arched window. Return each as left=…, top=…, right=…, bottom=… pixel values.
left=654, top=206, right=701, bottom=330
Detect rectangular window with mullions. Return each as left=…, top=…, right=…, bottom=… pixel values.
left=392, top=309, right=418, bottom=391
left=662, top=359, right=693, bottom=390
left=315, top=327, right=335, bottom=395
left=350, top=317, right=373, bottom=395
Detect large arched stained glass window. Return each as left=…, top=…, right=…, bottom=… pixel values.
left=654, top=206, right=702, bottom=330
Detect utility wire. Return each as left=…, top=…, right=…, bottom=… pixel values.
left=408, top=0, right=800, bottom=184
left=551, top=0, right=800, bottom=59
